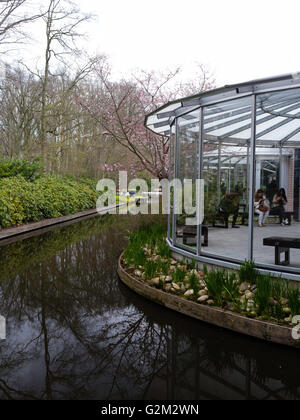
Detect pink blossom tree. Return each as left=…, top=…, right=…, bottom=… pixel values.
left=76, top=58, right=215, bottom=180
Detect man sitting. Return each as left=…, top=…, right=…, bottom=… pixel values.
left=215, top=192, right=240, bottom=228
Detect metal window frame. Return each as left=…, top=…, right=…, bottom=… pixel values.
left=146, top=82, right=300, bottom=138
left=172, top=118, right=179, bottom=245
left=169, top=86, right=300, bottom=280
left=197, top=108, right=203, bottom=256
left=248, top=95, right=257, bottom=261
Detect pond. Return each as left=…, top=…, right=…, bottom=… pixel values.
left=0, top=214, right=300, bottom=400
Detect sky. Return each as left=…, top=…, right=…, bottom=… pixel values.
left=9, top=0, right=300, bottom=89
left=80, top=0, right=300, bottom=87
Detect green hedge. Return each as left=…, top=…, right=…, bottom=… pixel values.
left=0, top=175, right=99, bottom=228
left=0, top=158, right=43, bottom=181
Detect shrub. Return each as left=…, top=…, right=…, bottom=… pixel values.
left=0, top=175, right=98, bottom=228
left=0, top=158, right=43, bottom=181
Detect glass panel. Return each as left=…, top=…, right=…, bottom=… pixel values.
left=253, top=88, right=300, bottom=271
left=169, top=124, right=175, bottom=243
left=174, top=110, right=200, bottom=253
left=202, top=96, right=252, bottom=262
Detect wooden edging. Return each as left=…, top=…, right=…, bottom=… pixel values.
left=0, top=198, right=149, bottom=245
left=0, top=201, right=135, bottom=246
left=0, top=208, right=99, bottom=242
left=118, top=253, right=300, bottom=349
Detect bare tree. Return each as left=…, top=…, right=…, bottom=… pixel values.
left=0, top=0, right=42, bottom=52
left=39, top=0, right=93, bottom=163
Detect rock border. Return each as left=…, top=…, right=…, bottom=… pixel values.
left=118, top=253, right=300, bottom=349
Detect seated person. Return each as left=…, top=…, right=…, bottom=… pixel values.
left=254, top=189, right=270, bottom=228
left=216, top=192, right=240, bottom=228
left=272, top=188, right=288, bottom=225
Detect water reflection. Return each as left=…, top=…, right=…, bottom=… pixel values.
left=0, top=214, right=300, bottom=400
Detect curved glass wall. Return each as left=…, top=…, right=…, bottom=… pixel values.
left=252, top=88, right=300, bottom=272
left=174, top=110, right=200, bottom=254
left=202, top=96, right=252, bottom=262
left=169, top=86, right=300, bottom=280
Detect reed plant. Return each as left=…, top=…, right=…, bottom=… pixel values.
left=239, top=260, right=259, bottom=285
left=188, top=272, right=200, bottom=295
left=171, top=267, right=186, bottom=284
left=287, top=288, right=300, bottom=318
left=223, top=273, right=239, bottom=302
left=204, top=269, right=225, bottom=307
left=254, top=274, right=272, bottom=316
left=144, top=260, right=158, bottom=280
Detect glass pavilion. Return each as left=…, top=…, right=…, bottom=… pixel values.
left=145, top=73, right=300, bottom=281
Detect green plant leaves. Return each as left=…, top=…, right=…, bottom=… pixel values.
left=0, top=175, right=99, bottom=228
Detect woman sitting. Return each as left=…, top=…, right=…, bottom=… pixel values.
left=272, top=188, right=288, bottom=225
left=254, top=189, right=270, bottom=227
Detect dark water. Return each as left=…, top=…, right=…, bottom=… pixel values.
left=0, top=214, right=300, bottom=400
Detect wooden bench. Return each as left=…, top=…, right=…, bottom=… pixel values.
left=263, top=237, right=300, bottom=266
left=268, top=210, right=294, bottom=225
left=183, top=225, right=208, bottom=247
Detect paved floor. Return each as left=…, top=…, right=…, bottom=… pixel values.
left=181, top=222, right=300, bottom=269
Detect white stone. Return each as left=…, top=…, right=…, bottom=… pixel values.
left=245, top=291, right=255, bottom=300
left=184, top=289, right=194, bottom=297
left=134, top=270, right=143, bottom=278
left=285, top=317, right=292, bottom=323
left=165, top=284, right=172, bottom=292
left=280, top=298, right=289, bottom=306
left=198, top=295, right=209, bottom=303
left=239, top=282, right=250, bottom=293
left=150, top=278, right=160, bottom=287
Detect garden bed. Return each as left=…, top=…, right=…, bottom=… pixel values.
left=118, top=225, right=300, bottom=349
